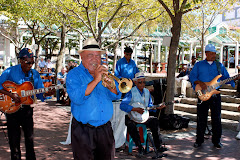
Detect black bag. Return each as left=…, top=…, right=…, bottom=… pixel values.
left=159, top=114, right=190, bottom=130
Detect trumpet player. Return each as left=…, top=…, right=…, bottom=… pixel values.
left=120, top=72, right=167, bottom=157
left=66, top=38, right=121, bottom=160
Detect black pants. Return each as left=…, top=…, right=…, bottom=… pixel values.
left=6, top=105, right=36, bottom=160
left=71, top=117, right=115, bottom=160
left=125, top=115, right=162, bottom=149
left=196, top=94, right=222, bottom=144
left=237, top=80, right=240, bottom=93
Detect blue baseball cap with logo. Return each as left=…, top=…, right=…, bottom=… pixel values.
left=205, top=44, right=216, bottom=53
left=18, top=48, right=37, bottom=58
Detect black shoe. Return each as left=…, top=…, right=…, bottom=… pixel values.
left=193, top=142, right=202, bottom=148
left=157, top=146, right=168, bottom=152
left=213, top=142, right=222, bottom=148
left=136, top=146, right=144, bottom=158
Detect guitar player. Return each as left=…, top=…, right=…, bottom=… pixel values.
left=0, top=48, right=53, bottom=160
left=189, top=44, right=238, bottom=149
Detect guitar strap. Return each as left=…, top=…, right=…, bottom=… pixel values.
left=215, top=60, right=222, bottom=75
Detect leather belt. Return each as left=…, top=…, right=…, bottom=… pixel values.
left=83, top=121, right=110, bottom=129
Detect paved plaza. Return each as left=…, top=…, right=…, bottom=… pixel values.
left=0, top=99, right=240, bottom=160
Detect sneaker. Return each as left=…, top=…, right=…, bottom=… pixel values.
left=236, top=132, right=240, bottom=140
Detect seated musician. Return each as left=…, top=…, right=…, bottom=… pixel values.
left=120, top=72, right=167, bottom=157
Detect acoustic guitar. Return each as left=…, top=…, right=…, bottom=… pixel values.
left=0, top=81, right=64, bottom=114
left=195, top=74, right=239, bottom=101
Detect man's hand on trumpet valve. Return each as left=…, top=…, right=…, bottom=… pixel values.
left=93, top=65, right=108, bottom=83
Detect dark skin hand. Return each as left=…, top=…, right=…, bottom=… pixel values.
left=132, top=104, right=166, bottom=114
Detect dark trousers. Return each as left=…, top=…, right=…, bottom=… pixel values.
left=71, top=117, right=115, bottom=160
left=237, top=80, right=240, bottom=93
left=6, top=105, right=36, bottom=160
left=125, top=115, right=162, bottom=149
left=196, top=94, right=222, bottom=144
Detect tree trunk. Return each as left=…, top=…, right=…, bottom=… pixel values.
left=113, top=43, right=118, bottom=73
left=165, top=15, right=182, bottom=115
left=149, top=44, right=153, bottom=73
left=201, top=33, right=205, bottom=60
left=34, top=43, right=40, bottom=70
left=55, top=25, right=66, bottom=76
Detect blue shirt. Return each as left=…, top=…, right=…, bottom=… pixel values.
left=0, top=64, right=45, bottom=101
left=38, top=60, right=46, bottom=68
left=120, top=87, right=154, bottom=113
left=189, top=60, right=235, bottom=90
left=66, top=63, right=122, bottom=127
left=115, top=57, right=139, bottom=79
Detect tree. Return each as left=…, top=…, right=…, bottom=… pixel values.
left=157, top=0, right=201, bottom=114
left=60, top=0, right=164, bottom=71
left=40, top=35, right=59, bottom=59
left=182, top=0, right=237, bottom=59
left=0, top=1, right=32, bottom=58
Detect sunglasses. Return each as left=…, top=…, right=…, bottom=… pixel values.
left=24, top=61, right=35, bottom=65
left=138, top=81, right=146, bottom=84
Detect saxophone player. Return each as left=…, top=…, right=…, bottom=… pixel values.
left=66, top=38, right=121, bottom=160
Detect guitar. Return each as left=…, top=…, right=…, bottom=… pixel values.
left=195, top=74, right=239, bottom=101
left=128, top=101, right=174, bottom=123
left=0, top=81, right=64, bottom=114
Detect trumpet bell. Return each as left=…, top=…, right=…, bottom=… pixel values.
left=118, top=78, right=133, bottom=93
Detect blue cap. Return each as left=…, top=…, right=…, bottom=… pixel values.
left=18, top=48, right=37, bottom=58
left=205, top=44, right=216, bottom=53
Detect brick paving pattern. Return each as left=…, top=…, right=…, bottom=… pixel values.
left=0, top=99, right=240, bottom=160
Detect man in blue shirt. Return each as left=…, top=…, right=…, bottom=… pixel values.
left=189, top=44, right=236, bottom=149
left=114, top=46, right=139, bottom=80
left=120, top=72, right=167, bottom=157
left=0, top=48, right=49, bottom=160
left=66, top=38, right=121, bottom=160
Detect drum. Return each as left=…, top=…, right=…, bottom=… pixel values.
left=128, top=102, right=149, bottom=123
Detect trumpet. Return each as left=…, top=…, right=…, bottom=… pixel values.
left=102, top=72, right=133, bottom=93
left=92, top=63, right=132, bottom=93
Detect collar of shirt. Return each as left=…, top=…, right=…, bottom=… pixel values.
left=136, top=87, right=144, bottom=96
